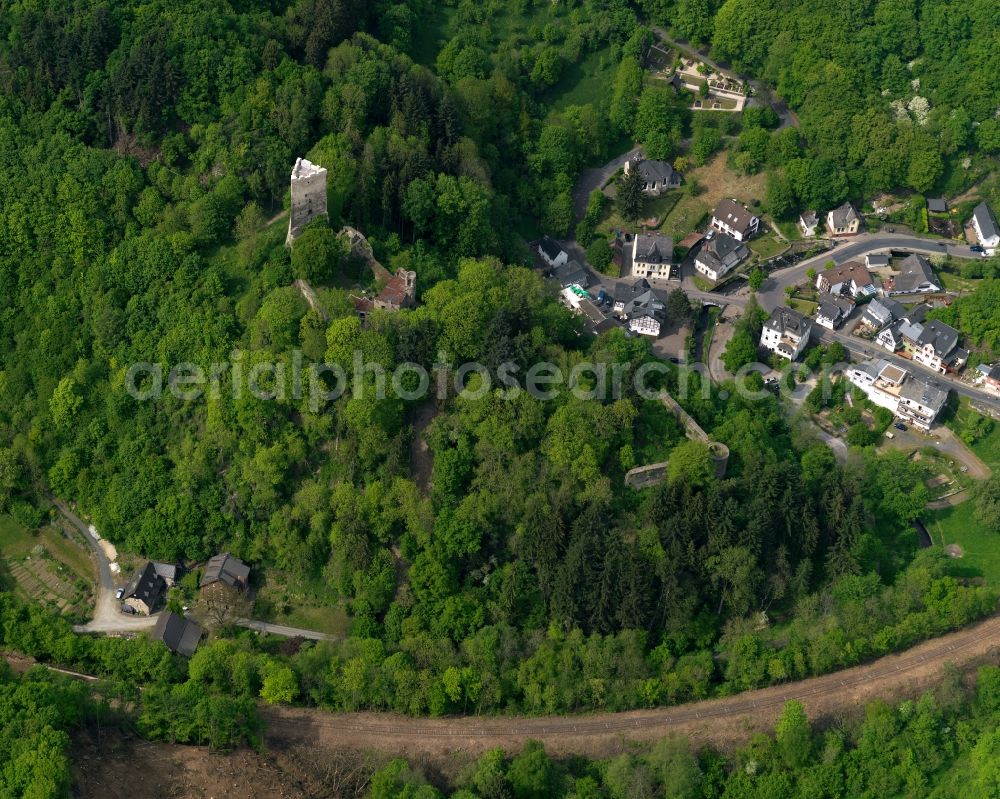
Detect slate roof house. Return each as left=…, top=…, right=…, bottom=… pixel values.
left=152, top=562, right=182, bottom=587
left=760, top=307, right=813, bottom=361
left=826, top=202, right=862, bottom=236
left=631, top=233, right=674, bottom=282
left=621, top=289, right=665, bottom=337
left=200, top=553, right=250, bottom=591
left=538, top=235, right=568, bottom=268
left=884, top=254, right=941, bottom=296
left=816, top=295, right=855, bottom=330
left=927, top=198, right=947, bottom=214
left=711, top=199, right=759, bottom=241
left=152, top=612, right=203, bottom=656
left=122, top=562, right=165, bottom=616
left=799, top=210, right=819, bottom=237
left=865, top=253, right=891, bottom=269
left=694, top=233, right=749, bottom=282
left=612, top=278, right=652, bottom=314
left=624, top=156, right=682, bottom=194
left=899, top=318, right=966, bottom=373
left=552, top=259, right=589, bottom=289
left=972, top=202, right=1000, bottom=250
left=860, top=298, right=905, bottom=331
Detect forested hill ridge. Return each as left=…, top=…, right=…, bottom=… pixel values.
left=0, top=0, right=998, bottom=740
left=645, top=0, right=1000, bottom=199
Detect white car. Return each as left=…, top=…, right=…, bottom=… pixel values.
left=115, top=588, right=124, bottom=600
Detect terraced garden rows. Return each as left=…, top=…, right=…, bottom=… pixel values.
left=5, top=556, right=91, bottom=617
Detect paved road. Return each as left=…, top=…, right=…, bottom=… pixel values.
left=263, top=612, right=1000, bottom=757
left=756, top=233, right=975, bottom=310
left=571, top=145, right=640, bottom=222
left=55, top=500, right=338, bottom=641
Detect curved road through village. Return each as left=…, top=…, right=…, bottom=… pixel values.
left=264, top=613, right=1000, bottom=756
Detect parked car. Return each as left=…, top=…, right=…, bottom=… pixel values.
left=115, top=588, right=124, bottom=600
left=971, top=245, right=986, bottom=253
left=894, top=423, right=908, bottom=432
left=885, top=431, right=895, bottom=439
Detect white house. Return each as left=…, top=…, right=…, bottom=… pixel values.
left=799, top=210, right=819, bottom=237
left=846, top=359, right=948, bottom=431
left=624, top=156, right=682, bottom=195
left=826, top=202, right=862, bottom=236
left=694, top=233, right=748, bottom=282
left=815, top=296, right=854, bottom=330
left=816, top=261, right=876, bottom=298
left=760, top=307, right=812, bottom=360
left=538, top=235, right=568, bottom=268
left=899, top=318, right=966, bottom=373
left=884, top=254, right=941, bottom=296
left=972, top=202, right=1000, bottom=251
left=711, top=199, right=759, bottom=242
left=860, top=298, right=904, bottom=331
left=631, top=233, right=674, bottom=282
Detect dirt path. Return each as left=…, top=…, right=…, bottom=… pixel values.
left=408, top=400, right=439, bottom=495
left=293, top=278, right=328, bottom=321
left=263, top=614, right=1000, bottom=757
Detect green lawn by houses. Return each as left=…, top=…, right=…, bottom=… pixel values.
left=749, top=233, right=788, bottom=261
left=926, top=502, right=1000, bottom=586
left=947, top=400, right=1000, bottom=469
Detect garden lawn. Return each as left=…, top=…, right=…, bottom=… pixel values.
left=749, top=234, right=788, bottom=260
left=949, top=400, right=1000, bottom=469
left=926, top=502, right=1000, bottom=587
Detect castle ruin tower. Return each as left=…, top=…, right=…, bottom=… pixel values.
left=286, top=157, right=328, bottom=245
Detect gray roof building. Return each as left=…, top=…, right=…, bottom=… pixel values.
left=123, top=562, right=165, bottom=615
left=200, top=553, right=250, bottom=590
left=712, top=199, right=758, bottom=238
left=634, top=159, right=680, bottom=188
left=898, top=376, right=948, bottom=415
left=828, top=202, right=861, bottom=229
left=152, top=562, right=182, bottom=586
left=553, top=259, right=589, bottom=288
left=890, top=254, right=941, bottom=294
left=927, top=198, right=947, bottom=213
left=861, top=298, right=905, bottom=329
left=696, top=233, right=748, bottom=277
left=538, top=235, right=564, bottom=262
left=613, top=278, right=652, bottom=307
left=152, top=612, right=203, bottom=657
left=633, top=233, right=674, bottom=264
left=765, top=306, right=811, bottom=337
left=910, top=319, right=959, bottom=358
left=973, top=202, right=999, bottom=242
